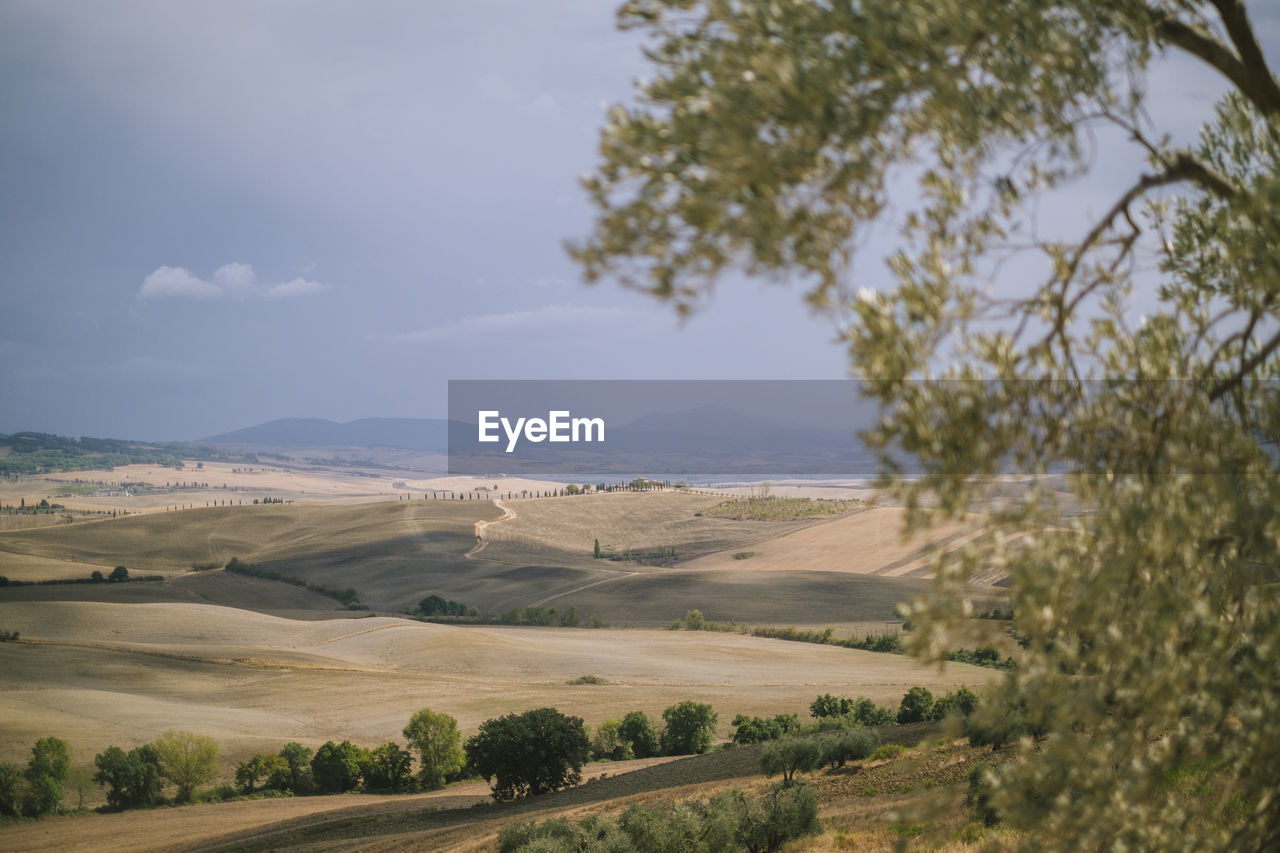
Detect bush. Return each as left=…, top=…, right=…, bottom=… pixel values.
left=870, top=743, right=906, bottom=761
left=896, top=686, right=934, bottom=724
left=661, top=701, right=718, bottom=755
left=465, top=708, right=590, bottom=801
left=760, top=737, right=821, bottom=782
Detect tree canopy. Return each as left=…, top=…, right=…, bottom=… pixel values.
left=465, top=707, right=590, bottom=801
left=577, top=1, right=1280, bottom=848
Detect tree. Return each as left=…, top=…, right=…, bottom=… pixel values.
left=403, top=708, right=464, bottom=790
left=618, top=710, right=661, bottom=759
left=235, top=753, right=290, bottom=794
left=277, top=742, right=314, bottom=794
left=660, top=700, right=718, bottom=755
left=759, top=737, right=821, bottom=783
left=153, top=730, right=218, bottom=803
left=360, top=742, right=413, bottom=792
left=108, top=565, right=128, bottom=582
left=93, top=744, right=163, bottom=810
left=0, top=763, right=22, bottom=817
left=576, top=1, right=1280, bottom=847
left=819, top=728, right=879, bottom=770
left=896, top=686, right=934, bottom=724
left=590, top=718, right=632, bottom=761
left=464, top=707, right=590, bottom=801
left=310, top=740, right=363, bottom=794
left=22, top=736, right=70, bottom=815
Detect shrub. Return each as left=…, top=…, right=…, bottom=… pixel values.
left=0, top=763, right=23, bottom=817
left=870, top=743, right=907, bottom=761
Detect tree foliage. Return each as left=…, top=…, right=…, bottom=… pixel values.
left=153, top=730, right=218, bottom=803
left=93, top=744, right=163, bottom=810
left=403, top=708, right=464, bottom=790
left=660, top=700, right=718, bottom=755
left=496, top=783, right=819, bottom=853
left=578, top=0, right=1280, bottom=847
left=465, top=707, right=591, bottom=801
left=618, top=710, right=661, bottom=759
left=311, top=740, right=364, bottom=794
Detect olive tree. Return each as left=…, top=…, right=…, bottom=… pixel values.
left=575, top=1, right=1280, bottom=848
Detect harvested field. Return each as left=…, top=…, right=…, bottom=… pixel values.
left=0, top=601, right=996, bottom=771
left=682, top=505, right=1006, bottom=584
left=476, top=491, right=821, bottom=569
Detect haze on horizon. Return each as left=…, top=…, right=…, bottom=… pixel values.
left=1, top=1, right=1262, bottom=441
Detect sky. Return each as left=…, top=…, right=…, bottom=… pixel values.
left=0, top=1, right=1274, bottom=441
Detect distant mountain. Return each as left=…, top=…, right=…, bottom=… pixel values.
left=202, top=418, right=449, bottom=451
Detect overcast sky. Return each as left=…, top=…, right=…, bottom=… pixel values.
left=1, top=2, right=1273, bottom=440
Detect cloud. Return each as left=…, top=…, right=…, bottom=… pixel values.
left=138, top=263, right=328, bottom=300
left=264, top=278, right=328, bottom=299
left=388, top=304, right=627, bottom=344
left=139, top=266, right=223, bottom=299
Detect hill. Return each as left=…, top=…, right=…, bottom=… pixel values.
left=201, top=418, right=449, bottom=450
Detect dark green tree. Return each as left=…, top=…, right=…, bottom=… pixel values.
left=108, top=565, right=129, bottom=582
left=361, top=742, right=413, bottom=792
left=618, top=710, right=660, bottom=759
left=465, top=707, right=590, bottom=801
left=896, top=686, right=934, bottom=724
left=0, top=763, right=22, bottom=817
left=277, top=742, right=314, bottom=794
left=93, top=744, right=163, bottom=810
left=660, top=700, right=718, bottom=755
left=311, top=740, right=363, bottom=793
